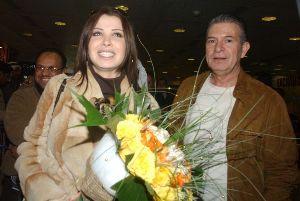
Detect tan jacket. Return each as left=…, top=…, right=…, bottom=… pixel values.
left=2, top=84, right=40, bottom=176
left=15, top=69, right=155, bottom=201
left=173, top=70, right=298, bottom=201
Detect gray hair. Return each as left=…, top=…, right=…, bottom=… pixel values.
left=207, top=14, right=248, bottom=43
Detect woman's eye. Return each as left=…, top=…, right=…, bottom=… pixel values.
left=92, top=31, right=102, bottom=36
left=113, top=32, right=123, bottom=38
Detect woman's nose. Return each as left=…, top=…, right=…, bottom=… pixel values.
left=102, top=35, right=111, bottom=46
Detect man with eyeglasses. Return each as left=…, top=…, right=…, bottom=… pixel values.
left=0, top=48, right=66, bottom=201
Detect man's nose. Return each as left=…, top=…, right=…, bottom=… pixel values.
left=41, top=67, right=52, bottom=75
left=215, top=41, right=224, bottom=52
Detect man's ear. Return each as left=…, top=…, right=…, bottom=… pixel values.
left=241, top=42, right=250, bottom=58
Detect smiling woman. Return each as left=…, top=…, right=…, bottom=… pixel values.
left=88, top=15, right=126, bottom=78
left=14, top=6, right=158, bottom=201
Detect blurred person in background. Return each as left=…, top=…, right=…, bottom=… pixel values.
left=1, top=62, right=23, bottom=105
left=0, top=62, right=11, bottom=106
left=154, top=77, right=175, bottom=111
left=0, top=61, right=11, bottom=121
left=0, top=48, right=66, bottom=201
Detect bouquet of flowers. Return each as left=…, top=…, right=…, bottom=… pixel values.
left=73, top=87, right=206, bottom=201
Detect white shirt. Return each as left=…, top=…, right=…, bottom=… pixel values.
left=185, top=76, right=236, bottom=201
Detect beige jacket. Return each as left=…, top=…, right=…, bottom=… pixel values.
left=173, top=70, right=298, bottom=201
left=15, top=69, right=155, bottom=201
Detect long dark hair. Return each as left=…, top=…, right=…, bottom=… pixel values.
left=75, top=6, right=138, bottom=89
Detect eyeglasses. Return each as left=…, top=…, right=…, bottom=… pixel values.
left=35, top=64, right=63, bottom=72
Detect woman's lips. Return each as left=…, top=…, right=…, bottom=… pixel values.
left=98, top=51, right=114, bottom=58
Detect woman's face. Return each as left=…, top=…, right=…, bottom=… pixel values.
left=88, top=14, right=126, bottom=78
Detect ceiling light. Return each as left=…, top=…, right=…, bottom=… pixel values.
left=162, top=71, right=168, bottom=74
left=261, top=16, right=277, bottom=22
left=23, top=33, right=32, bottom=37
left=187, top=58, right=195, bottom=61
left=71, top=44, right=78, bottom=48
left=193, top=10, right=200, bottom=16
left=115, top=5, right=129, bottom=12
left=259, top=62, right=267, bottom=66
left=289, top=37, right=300, bottom=41
left=176, top=76, right=181, bottom=79
left=54, top=21, right=66, bottom=26
left=155, top=49, right=164, bottom=52
left=146, top=60, right=152, bottom=63
left=173, top=28, right=186, bottom=33
left=0, top=46, right=3, bottom=49
left=274, top=68, right=281, bottom=71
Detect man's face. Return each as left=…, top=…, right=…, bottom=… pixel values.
left=34, top=52, right=64, bottom=88
left=11, top=68, right=22, bottom=79
left=205, top=22, right=250, bottom=76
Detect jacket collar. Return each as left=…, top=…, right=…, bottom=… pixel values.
left=69, top=68, right=131, bottom=99
left=233, top=69, right=256, bottom=105
left=192, top=70, right=253, bottom=104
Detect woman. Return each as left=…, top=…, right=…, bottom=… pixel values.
left=15, top=7, right=157, bottom=201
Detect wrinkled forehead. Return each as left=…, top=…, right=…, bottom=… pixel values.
left=207, top=22, right=242, bottom=38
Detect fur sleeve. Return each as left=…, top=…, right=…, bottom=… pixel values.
left=15, top=75, right=68, bottom=201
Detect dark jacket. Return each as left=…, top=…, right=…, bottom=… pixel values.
left=173, top=70, right=298, bottom=201
left=2, top=84, right=40, bottom=176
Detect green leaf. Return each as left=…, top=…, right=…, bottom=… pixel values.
left=70, top=89, right=107, bottom=127
left=164, top=110, right=211, bottom=145
left=148, top=108, right=161, bottom=122
left=125, top=154, right=134, bottom=167
left=114, top=92, right=129, bottom=114
left=112, top=176, right=151, bottom=201
left=191, top=166, right=205, bottom=195
left=133, top=86, right=150, bottom=116
left=106, top=113, right=125, bottom=133
left=192, top=166, right=204, bottom=178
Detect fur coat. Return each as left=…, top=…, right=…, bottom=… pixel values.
left=15, top=69, right=158, bottom=201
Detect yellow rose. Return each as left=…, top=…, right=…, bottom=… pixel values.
left=186, top=190, right=193, bottom=201
left=119, top=136, right=143, bottom=161
left=127, top=146, right=156, bottom=183
left=152, top=167, right=172, bottom=186
left=125, top=114, right=140, bottom=122
left=116, top=119, right=143, bottom=140
left=153, top=186, right=183, bottom=201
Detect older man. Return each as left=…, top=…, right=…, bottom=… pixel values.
left=173, top=14, right=298, bottom=201
left=0, top=48, right=66, bottom=201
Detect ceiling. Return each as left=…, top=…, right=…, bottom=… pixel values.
left=0, top=0, right=300, bottom=84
